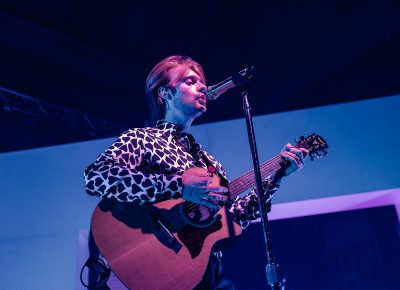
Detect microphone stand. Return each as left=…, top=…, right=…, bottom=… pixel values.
left=241, top=85, right=282, bottom=290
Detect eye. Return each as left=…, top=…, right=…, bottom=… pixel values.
left=185, top=78, right=194, bottom=85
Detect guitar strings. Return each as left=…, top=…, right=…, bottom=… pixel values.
left=182, top=141, right=319, bottom=219
left=183, top=154, right=283, bottom=216
left=154, top=155, right=283, bottom=227
left=168, top=143, right=312, bottom=224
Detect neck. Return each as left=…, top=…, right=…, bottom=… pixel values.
left=164, top=112, right=195, bottom=132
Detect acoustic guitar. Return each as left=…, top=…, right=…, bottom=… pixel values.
left=91, top=134, right=328, bottom=289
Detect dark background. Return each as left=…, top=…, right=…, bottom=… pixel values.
left=222, top=206, right=400, bottom=289
left=1, top=0, right=400, bottom=152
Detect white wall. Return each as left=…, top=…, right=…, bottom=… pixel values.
left=1, top=95, right=399, bottom=289
left=192, top=95, right=400, bottom=202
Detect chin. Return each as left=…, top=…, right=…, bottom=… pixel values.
left=194, top=107, right=206, bottom=118
left=199, top=106, right=207, bottom=114
left=194, top=103, right=206, bottom=113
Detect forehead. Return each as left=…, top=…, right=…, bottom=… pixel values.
left=184, top=69, right=203, bottom=81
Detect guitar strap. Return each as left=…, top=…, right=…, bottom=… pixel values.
left=185, top=133, right=228, bottom=187
left=186, top=133, right=236, bottom=244
left=186, top=135, right=237, bottom=288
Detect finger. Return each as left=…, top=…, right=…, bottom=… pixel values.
left=286, top=143, right=293, bottom=148
left=198, top=172, right=212, bottom=178
left=287, top=144, right=309, bottom=158
left=300, top=147, right=309, bottom=154
left=282, top=143, right=291, bottom=152
left=288, top=146, right=302, bottom=155
left=205, top=193, right=228, bottom=202
left=195, top=176, right=213, bottom=186
left=200, top=168, right=214, bottom=177
left=281, top=152, right=302, bottom=167
left=288, top=147, right=305, bottom=162
left=202, top=186, right=229, bottom=193
left=282, top=151, right=299, bottom=160
left=200, top=169, right=214, bottom=184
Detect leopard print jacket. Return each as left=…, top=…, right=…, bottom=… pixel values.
left=84, top=121, right=278, bottom=228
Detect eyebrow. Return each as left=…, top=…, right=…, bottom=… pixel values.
left=184, top=74, right=205, bottom=85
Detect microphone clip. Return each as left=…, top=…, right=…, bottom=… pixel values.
left=206, top=66, right=256, bottom=100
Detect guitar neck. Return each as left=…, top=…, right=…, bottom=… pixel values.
left=228, top=154, right=283, bottom=200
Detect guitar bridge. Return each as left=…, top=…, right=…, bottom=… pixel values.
left=151, top=215, right=182, bottom=254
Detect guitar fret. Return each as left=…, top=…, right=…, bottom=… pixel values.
left=228, top=154, right=282, bottom=200
left=226, top=133, right=328, bottom=201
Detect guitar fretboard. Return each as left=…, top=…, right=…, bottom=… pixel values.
left=228, top=154, right=283, bottom=201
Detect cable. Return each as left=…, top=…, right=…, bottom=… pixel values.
left=80, top=258, right=111, bottom=288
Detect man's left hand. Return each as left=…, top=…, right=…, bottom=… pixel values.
left=273, top=143, right=309, bottom=184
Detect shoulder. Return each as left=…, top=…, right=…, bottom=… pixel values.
left=108, top=127, right=155, bottom=151
left=118, top=126, right=165, bottom=141
left=115, top=126, right=170, bottom=149
left=121, top=127, right=151, bottom=138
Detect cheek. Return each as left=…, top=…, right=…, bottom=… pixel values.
left=172, top=93, right=190, bottom=108
left=179, top=88, right=195, bottom=102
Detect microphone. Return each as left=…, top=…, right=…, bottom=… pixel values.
left=206, top=66, right=256, bottom=100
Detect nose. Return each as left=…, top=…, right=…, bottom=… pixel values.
left=198, top=83, right=207, bottom=94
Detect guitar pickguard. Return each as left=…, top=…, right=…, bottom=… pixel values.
left=177, top=215, right=223, bottom=259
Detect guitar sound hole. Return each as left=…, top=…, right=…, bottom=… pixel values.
left=181, top=202, right=218, bottom=228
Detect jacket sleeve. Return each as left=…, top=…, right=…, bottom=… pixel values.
left=84, top=129, right=183, bottom=204
left=228, top=178, right=279, bottom=229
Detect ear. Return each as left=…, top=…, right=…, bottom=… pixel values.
left=158, top=86, right=172, bottom=100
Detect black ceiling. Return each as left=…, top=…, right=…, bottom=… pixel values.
left=1, top=0, right=399, bottom=153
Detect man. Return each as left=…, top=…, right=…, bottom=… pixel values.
left=84, top=55, right=307, bottom=289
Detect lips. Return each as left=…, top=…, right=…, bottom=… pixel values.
left=196, top=95, right=206, bottom=106
left=197, top=99, right=206, bottom=106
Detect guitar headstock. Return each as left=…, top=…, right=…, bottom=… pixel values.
left=295, top=134, right=328, bottom=161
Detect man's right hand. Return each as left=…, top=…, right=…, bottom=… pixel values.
left=181, top=167, right=228, bottom=211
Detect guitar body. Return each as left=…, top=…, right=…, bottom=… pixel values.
left=91, top=170, right=242, bottom=290
left=90, top=134, right=328, bottom=289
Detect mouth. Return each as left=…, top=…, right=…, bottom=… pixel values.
left=196, top=95, right=206, bottom=106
